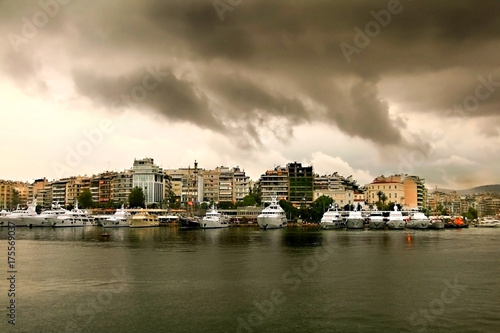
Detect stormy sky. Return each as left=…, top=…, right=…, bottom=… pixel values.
left=1, top=0, right=499, bottom=189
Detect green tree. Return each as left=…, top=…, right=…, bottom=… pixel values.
left=249, top=184, right=262, bottom=205
left=218, top=201, right=235, bottom=209
left=279, top=199, right=299, bottom=221
left=129, top=187, right=146, bottom=208
left=237, top=195, right=257, bottom=207
left=11, top=189, right=20, bottom=209
left=77, top=189, right=93, bottom=209
left=462, top=207, right=478, bottom=220
left=311, top=195, right=334, bottom=222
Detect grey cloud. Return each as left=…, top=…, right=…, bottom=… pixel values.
left=72, top=66, right=223, bottom=131
left=2, top=0, right=500, bottom=150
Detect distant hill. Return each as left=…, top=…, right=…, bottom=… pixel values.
left=458, top=185, right=500, bottom=195
left=433, top=185, right=500, bottom=195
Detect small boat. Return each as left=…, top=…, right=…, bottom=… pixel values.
left=257, top=197, right=287, bottom=229
left=406, top=211, right=430, bottom=229
left=128, top=211, right=160, bottom=228
left=475, top=217, right=500, bottom=228
left=102, top=205, right=131, bottom=228
left=200, top=206, right=229, bottom=229
left=344, top=208, right=365, bottom=229
left=428, top=217, right=445, bottom=229
left=179, top=216, right=200, bottom=229
left=368, top=210, right=385, bottom=229
left=444, top=216, right=468, bottom=228
left=385, top=206, right=405, bottom=230
left=319, top=204, right=343, bottom=229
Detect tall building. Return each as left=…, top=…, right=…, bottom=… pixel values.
left=113, top=170, right=133, bottom=204
left=234, top=167, right=250, bottom=202
left=218, top=166, right=234, bottom=202
left=287, top=162, right=314, bottom=205
left=132, top=158, right=164, bottom=205
left=259, top=166, right=289, bottom=203
left=52, top=179, right=69, bottom=206
left=0, top=180, right=14, bottom=209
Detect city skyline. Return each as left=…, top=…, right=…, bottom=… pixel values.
left=1, top=1, right=499, bottom=189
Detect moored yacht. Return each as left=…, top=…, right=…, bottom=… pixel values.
left=128, top=211, right=159, bottom=228
left=200, top=206, right=229, bottom=229
left=1, top=200, right=38, bottom=227
left=385, top=206, right=405, bottom=230
left=102, top=205, right=131, bottom=228
left=475, top=217, right=500, bottom=228
left=368, top=210, right=385, bottom=229
left=406, top=211, right=430, bottom=229
left=345, top=208, right=365, bottom=229
left=319, top=204, right=343, bottom=229
left=52, top=202, right=96, bottom=227
left=25, top=203, right=69, bottom=227
left=257, top=197, right=287, bottom=229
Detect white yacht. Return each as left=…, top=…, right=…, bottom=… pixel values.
left=475, top=217, right=500, bottom=228
left=128, top=211, right=160, bottom=228
left=319, top=204, right=343, bottom=229
left=25, top=203, right=69, bottom=227
left=345, top=208, right=365, bottom=229
left=406, top=211, right=430, bottom=229
left=257, top=197, right=287, bottom=229
left=102, top=205, right=131, bottom=228
left=52, top=202, right=96, bottom=227
left=385, top=206, right=406, bottom=229
left=368, top=210, right=385, bottom=229
left=200, top=206, right=229, bottom=229
left=0, top=200, right=38, bottom=227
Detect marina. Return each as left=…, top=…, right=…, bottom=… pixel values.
left=0, top=226, right=498, bottom=333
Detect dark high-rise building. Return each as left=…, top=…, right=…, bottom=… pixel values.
left=287, top=162, right=314, bottom=205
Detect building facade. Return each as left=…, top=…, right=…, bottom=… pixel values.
left=132, top=158, right=165, bottom=205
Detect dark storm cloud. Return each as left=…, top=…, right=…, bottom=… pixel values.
left=2, top=0, right=500, bottom=147
left=72, top=66, right=223, bottom=131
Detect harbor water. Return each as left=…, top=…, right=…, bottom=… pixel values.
left=1, top=226, right=499, bottom=333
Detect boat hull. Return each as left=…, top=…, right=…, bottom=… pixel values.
left=319, top=221, right=343, bottom=229
left=24, top=217, right=53, bottom=227
left=200, top=219, right=230, bottom=229
left=428, top=221, right=445, bottom=229
left=180, top=217, right=200, bottom=229
left=386, top=220, right=405, bottom=230
left=369, top=221, right=386, bottom=229
left=257, top=216, right=286, bottom=229
left=345, top=218, right=364, bottom=229
left=406, top=219, right=430, bottom=229
left=102, top=220, right=129, bottom=228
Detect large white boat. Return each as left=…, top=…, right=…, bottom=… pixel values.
left=25, top=203, right=69, bottom=227
left=200, top=206, right=229, bottom=229
left=385, top=206, right=405, bottom=229
left=52, top=202, right=96, bottom=227
left=257, top=197, right=287, bottom=229
left=368, top=210, right=385, bottom=229
left=345, top=209, right=365, bottom=229
left=406, top=211, right=430, bottom=229
left=319, top=204, right=343, bottom=229
left=475, top=217, right=500, bottom=228
left=102, top=205, right=131, bottom=228
left=128, top=211, right=160, bottom=228
left=0, top=200, right=38, bottom=227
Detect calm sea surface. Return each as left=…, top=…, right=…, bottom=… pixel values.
left=1, top=226, right=499, bottom=333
